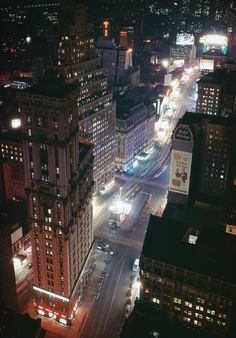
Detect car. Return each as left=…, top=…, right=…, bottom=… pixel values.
left=97, top=244, right=105, bottom=251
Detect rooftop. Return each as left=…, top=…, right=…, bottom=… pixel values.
left=142, top=206, right=236, bottom=284
left=23, top=77, right=78, bottom=98
left=121, top=301, right=219, bottom=338
left=0, top=200, right=28, bottom=233
left=0, top=128, right=23, bottom=144
left=116, top=86, right=157, bottom=119
left=198, top=69, right=236, bottom=87
left=180, top=111, right=235, bottom=126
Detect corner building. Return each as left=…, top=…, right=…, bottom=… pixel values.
left=18, top=81, right=94, bottom=324
left=140, top=214, right=236, bottom=337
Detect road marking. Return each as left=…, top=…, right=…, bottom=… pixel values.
left=100, top=259, right=126, bottom=338
left=79, top=312, right=88, bottom=334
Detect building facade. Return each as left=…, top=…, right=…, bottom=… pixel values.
left=53, top=1, right=116, bottom=192
left=196, top=70, right=236, bottom=117
left=96, top=38, right=133, bottom=88
left=170, top=45, right=196, bottom=66
left=140, top=214, right=236, bottom=337
left=178, top=113, right=235, bottom=206
left=116, top=102, right=155, bottom=172
left=0, top=131, right=25, bottom=200
left=18, top=81, right=94, bottom=325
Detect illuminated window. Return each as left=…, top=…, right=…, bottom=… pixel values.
left=183, top=316, right=191, bottom=322
left=174, top=297, right=182, bottom=304
left=185, top=301, right=192, bottom=308
left=152, top=298, right=160, bottom=304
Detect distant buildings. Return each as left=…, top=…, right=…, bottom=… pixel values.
left=115, top=90, right=155, bottom=172
left=96, top=37, right=138, bottom=90
left=170, top=45, right=196, bottom=67
left=196, top=70, right=236, bottom=117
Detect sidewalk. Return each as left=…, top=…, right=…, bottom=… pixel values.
left=21, top=242, right=113, bottom=337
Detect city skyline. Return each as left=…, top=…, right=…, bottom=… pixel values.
left=0, top=0, right=236, bottom=337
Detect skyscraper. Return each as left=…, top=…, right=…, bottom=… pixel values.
left=196, top=70, right=236, bottom=118
left=175, top=112, right=236, bottom=208
left=16, top=0, right=111, bottom=323
left=18, top=78, right=94, bottom=324
left=54, top=0, right=116, bottom=191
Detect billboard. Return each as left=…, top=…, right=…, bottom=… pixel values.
left=176, top=33, right=194, bottom=46
left=169, top=150, right=192, bottom=195
left=164, top=73, right=172, bottom=86
left=173, top=59, right=185, bottom=68
left=200, top=34, right=228, bottom=56
left=199, top=34, right=227, bottom=46
left=200, top=59, right=214, bottom=71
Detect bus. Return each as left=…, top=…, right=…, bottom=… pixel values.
left=132, top=258, right=140, bottom=272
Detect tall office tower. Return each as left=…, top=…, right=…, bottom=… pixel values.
left=174, top=113, right=236, bottom=208
left=96, top=37, right=133, bottom=88
left=18, top=78, right=94, bottom=324
left=54, top=0, right=116, bottom=191
left=196, top=70, right=236, bottom=117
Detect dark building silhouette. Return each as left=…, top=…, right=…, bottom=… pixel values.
left=139, top=212, right=236, bottom=338
left=168, top=113, right=236, bottom=210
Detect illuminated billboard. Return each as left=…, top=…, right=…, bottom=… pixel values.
left=173, top=59, right=185, bottom=68
left=199, top=34, right=227, bottom=46
left=200, top=59, right=214, bottom=71
left=169, top=150, right=192, bottom=195
left=200, top=34, right=228, bottom=56
left=176, top=33, right=194, bottom=46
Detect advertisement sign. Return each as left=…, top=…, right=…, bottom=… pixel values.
left=200, top=59, right=214, bottom=70
left=176, top=33, right=194, bottom=46
left=174, top=125, right=193, bottom=142
left=173, top=59, right=185, bottom=68
left=199, top=34, right=227, bottom=46
left=164, top=73, right=172, bottom=86
left=169, top=150, right=192, bottom=195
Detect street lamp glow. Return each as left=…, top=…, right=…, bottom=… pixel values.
left=162, top=59, right=169, bottom=68
left=26, top=36, right=31, bottom=44
left=170, top=79, right=179, bottom=89
left=109, top=195, right=132, bottom=215
left=11, top=118, right=21, bottom=129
